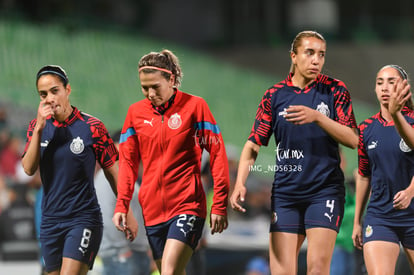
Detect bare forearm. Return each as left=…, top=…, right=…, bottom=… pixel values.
left=21, top=128, right=42, bottom=175
left=315, top=114, right=358, bottom=149
left=103, top=163, right=119, bottom=196
left=230, top=140, right=260, bottom=212
left=354, top=174, right=370, bottom=225
left=234, top=141, right=259, bottom=188
left=405, top=176, right=414, bottom=199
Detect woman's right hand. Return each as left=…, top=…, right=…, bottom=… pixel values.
left=112, top=212, right=128, bottom=232
left=229, top=183, right=247, bottom=213
left=36, top=101, right=54, bottom=130
left=352, top=223, right=363, bottom=250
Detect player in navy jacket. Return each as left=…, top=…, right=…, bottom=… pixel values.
left=22, top=65, right=137, bottom=275
left=230, top=31, right=358, bottom=275
left=353, top=65, right=414, bottom=274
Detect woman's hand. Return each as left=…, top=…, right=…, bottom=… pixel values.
left=36, top=101, right=54, bottom=130
left=229, top=183, right=247, bottom=213
left=389, top=79, right=411, bottom=115
left=284, top=105, right=320, bottom=125
left=352, top=223, right=363, bottom=250
left=393, top=189, right=413, bottom=210
left=112, top=212, right=128, bottom=233
left=210, top=213, right=228, bottom=234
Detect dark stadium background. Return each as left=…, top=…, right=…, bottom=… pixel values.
left=0, top=1, right=413, bottom=274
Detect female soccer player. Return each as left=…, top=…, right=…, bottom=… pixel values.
left=352, top=64, right=414, bottom=274
left=22, top=65, right=137, bottom=275
left=230, top=30, right=358, bottom=275
left=113, top=49, right=230, bottom=275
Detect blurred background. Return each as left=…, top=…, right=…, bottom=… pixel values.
left=0, top=0, right=413, bottom=274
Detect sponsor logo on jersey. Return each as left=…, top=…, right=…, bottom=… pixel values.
left=144, top=118, right=154, bottom=127
left=399, top=138, right=412, bottom=152
left=316, top=102, right=330, bottom=117
left=324, top=213, right=333, bottom=222
left=40, top=140, right=49, bottom=147
left=365, top=224, right=373, bottom=238
left=271, top=211, right=278, bottom=224
left=168, top=113, right=182, bottom=130
left=367, top=140, right=378, bottom=150
left=278, top=108, right=288, bottom=117
left=70, top=136, right=84, bottom=154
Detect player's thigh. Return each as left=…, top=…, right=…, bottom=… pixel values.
left=302, top=198, right=342, bottom=272
left=167, top=214, right=205, bottom=249
left=362, top=222, right=400, bottom=274
left=403, top=247, right=414, bottom=273
left=162, top=238, right=193, bottom=274
left=62, top=225, right=102, bottom=271
left=40, top=238, right=63, bottom=274
left=304, top=198, right=344, bottom=232
left=363, top=241, right=400, bottom=275
left=60, top=257, right=89, bottom=275
left=269, top=231, right=305, bottom=274
left=399, top=224, right=414, bottom=273
left=306, top=227, right=337, bottom=266
left=146, top=214, right=204, bottom=261
left=40, top=224, right=66, bottom=273
left=270, top=198, right=306, bottom=235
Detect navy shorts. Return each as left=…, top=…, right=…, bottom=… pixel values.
left=269, top=197, right=344, bottom=234
left=40, top=222, right=103, bottom=272
left=363, top=216, right=414, bottom=249
left=145, top=214, right=205, bottom=260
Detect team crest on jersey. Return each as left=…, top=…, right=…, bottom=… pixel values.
left=365, top=225, right=373, bottom=238
left=168, top=113, right=182, bottom=130
left=399, top=138, right=412, bottom=152
left=70, top=136, right=84, bottom=154
left=271, top=211, right=278, bottom=224
left=316, top=102, right=330, bottom=117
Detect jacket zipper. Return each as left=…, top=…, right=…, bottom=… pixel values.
left=159, top=114, right=167, bottom=219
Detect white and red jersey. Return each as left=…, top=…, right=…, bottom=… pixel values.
left=115, top=90, right=229, bottom=226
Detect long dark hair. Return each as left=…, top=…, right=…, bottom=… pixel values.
left=36, top=65, right=69, bottom=87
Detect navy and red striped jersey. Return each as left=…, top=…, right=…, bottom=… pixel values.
left=249, top=73, right=357, bottom=200
left=358, top=108, right=414, bottom=224
left=23, top=107, right=118, bottom=224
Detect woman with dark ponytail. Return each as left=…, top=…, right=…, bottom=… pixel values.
left=353, top=64, right=414, bottom=274
left=22, top=65, right=137, bottom=275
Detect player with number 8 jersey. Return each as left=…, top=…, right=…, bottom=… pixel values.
left=21, top=65, right=133, bottom=275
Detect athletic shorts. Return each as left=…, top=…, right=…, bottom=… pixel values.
left=145, top=214, right=205, bottom=260
left=269, top=197, right=344, bottom=234
left=362, top=216, right=414, bottom=249
left=40, top=222, right=103, bottom=272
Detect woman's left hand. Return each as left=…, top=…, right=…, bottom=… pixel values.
left=389, top=79, right=411, bottom=115
left=393, top=189, right=413, bottom=210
